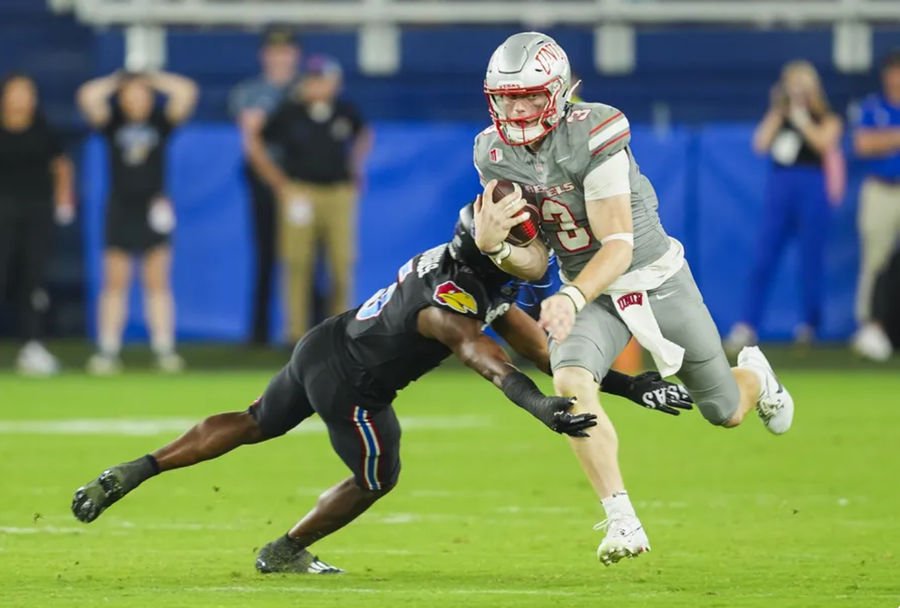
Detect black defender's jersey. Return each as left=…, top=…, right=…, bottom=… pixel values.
left=329, top=243, right=517, bottom=402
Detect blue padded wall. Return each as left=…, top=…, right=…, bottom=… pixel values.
left=81, top=121, right=862, bottom=343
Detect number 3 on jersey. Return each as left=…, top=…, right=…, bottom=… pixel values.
left=540, top=197, right=591, bottom=251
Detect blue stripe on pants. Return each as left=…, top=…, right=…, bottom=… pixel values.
left=355, top=407, right=381, bottom=490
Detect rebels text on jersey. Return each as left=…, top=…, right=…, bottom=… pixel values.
left=331, top=244, right=517, bottom=402
left=473, top=102, right=670, bottom=279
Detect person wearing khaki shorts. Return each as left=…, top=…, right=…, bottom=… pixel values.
left=851, top=50, right=900, bottom=361
left=247, top=54, right=371, bottom=342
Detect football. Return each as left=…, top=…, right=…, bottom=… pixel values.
left=490, top=179, right=541, bottom=246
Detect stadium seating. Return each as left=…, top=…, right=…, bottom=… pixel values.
left=3, top=4, right=898, bottom=126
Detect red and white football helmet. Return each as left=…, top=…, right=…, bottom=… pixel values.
left=484, top=32, right=573, bottom=146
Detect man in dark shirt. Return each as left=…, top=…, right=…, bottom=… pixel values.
left=70, top=202, right=693, bottom=574
left=230, top=27, right=302, bottom=346
left=248, top=54, right=372, bottom=343
left=77, top=70, right=197, bottom=374
left=0, top=73, right=75, bottom=375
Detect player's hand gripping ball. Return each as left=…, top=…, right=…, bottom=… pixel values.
left=489, top=180, right=541, bottom=246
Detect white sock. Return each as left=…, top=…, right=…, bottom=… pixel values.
left=98, top=290, right=126, bottom=356
left=601, top=491, right=636, bottom=519
left=146, top=291, right=175, bottom=355
left=151, top=335, right=175, bottom=356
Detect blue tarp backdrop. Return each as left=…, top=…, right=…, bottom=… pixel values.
left=81, top=121, right=860, bottom=343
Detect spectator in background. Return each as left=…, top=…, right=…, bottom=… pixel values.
left=77, top=70, right=197, bottom=374
left=0, top=73, right=75, bottom=375
left=851, top=50, right=900, bottom=362
left=230, top=27, right=301, bottom=346
left=247, top=55, right=371, bottom=343
left=725, top=60, right=842, bottom=353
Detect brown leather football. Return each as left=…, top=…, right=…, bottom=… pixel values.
left=490, top=179, right=541, bottom=246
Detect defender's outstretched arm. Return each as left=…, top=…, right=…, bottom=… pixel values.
left=416, top=306, right=595, bottom=436
left=491, top=304, right=693, bottom=415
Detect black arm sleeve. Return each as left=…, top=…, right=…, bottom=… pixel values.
left=500, top=371, right=551, bottom=418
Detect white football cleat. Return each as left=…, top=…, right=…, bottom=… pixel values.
left=738, top=346, right=794, bottom=434
left=595, top=515, right=650, bottom=565
left=16, top=341, right=60, bottom=377
left=851, top=324, right=893, bottom=362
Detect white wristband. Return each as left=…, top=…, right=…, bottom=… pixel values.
left=487, top=241, right=512, bottom=265
left=600, top=232, right=634, bottom=246
left=559, top=284, right=587, bottom=313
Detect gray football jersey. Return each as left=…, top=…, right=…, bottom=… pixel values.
left=473, top=102, right=670, bottom=278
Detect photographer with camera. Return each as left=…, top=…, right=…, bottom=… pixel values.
left=725, top=60, right=843, bottom=352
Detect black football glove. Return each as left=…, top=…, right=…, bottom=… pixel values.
left=539, top=396, right=598, bottom=437
left=629, top=371, right=694, bottom=416
left=501, top=371, right=598, bottom=437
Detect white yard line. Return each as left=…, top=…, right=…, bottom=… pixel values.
left=182, top=586, right=894, bottom=600
left=186, top=585, right=589, bottom=597
left=0, top=526, right=85, bottom=534
left=0, top=415, right=488, bottom=436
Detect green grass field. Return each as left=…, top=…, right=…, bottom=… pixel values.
left=1, top=364, right=898, bottom=607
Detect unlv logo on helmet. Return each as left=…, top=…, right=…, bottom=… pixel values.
left=484, top=32, right=571, bottom=146
left=433, top=281, right=479, bottom=315
left=534, top=42, right=565, bottom=74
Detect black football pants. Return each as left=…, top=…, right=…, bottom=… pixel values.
left=244, top=163, right=277, bottom=345
left=0, top=202, right=53, bottom=342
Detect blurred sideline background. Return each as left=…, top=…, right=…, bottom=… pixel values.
left=0, top=0, right=898, bottom=350
left=3, top=7, right=898, bottom=606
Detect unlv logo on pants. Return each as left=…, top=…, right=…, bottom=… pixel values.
left=616, top=292, right=643, bottom=311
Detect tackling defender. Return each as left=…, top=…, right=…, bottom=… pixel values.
left=472, top=32, right=795, bottom=565
left=71, top=203, right=693, bottom=573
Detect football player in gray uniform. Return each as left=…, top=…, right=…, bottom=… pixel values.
left=472, top=32, right=795, bottom=565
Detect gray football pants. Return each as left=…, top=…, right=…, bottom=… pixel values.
left=550, top=262, right=740, bottom=425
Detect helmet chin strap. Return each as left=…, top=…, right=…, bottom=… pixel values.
left=503, top=122, right=548, bottom=145
left=498, top=81, right=568, bottom=145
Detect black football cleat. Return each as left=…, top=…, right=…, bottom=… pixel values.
left=71, top=468, right=126, bottom=523
left=72, top=457, right=158, bottom=523
left=255, top=537, right=344, bottom=574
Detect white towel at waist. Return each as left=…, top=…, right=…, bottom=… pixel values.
left=561, top=238, right=686, bottom=377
